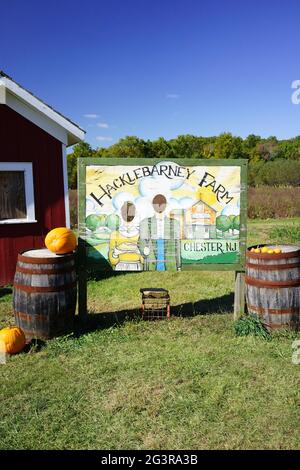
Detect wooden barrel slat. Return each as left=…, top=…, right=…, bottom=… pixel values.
left=245, top=276, right=300, bottom=288
left=15, top=265, right=75, bottom=275
left=246, top=262, right=300, bottom=270
left=263, top=322, right=299, bottom=330
left=13, top=282, right=77, bottom=293
left=247, top=304, right=299, bottom=315
left=13, top=249, right=77, bottom=341
left=246, top=244, right=300, bottom=331
left=17, top=252, right=75, bottom=264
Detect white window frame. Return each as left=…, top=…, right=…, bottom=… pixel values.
left=0, top=162, right=37, bottom=224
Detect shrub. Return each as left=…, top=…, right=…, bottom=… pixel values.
left=249, top=160, right=300, bottom=187
left=234, top=314, right=271, bottom=340
left=248, top=187, right=300, bottom=219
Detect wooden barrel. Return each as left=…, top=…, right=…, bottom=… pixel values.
left=246, top=244, right=300, bottom=331
left=13, top=249, right=77, bottom=341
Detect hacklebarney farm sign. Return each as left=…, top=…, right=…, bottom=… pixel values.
left=78, top=159, right=247, bottom=272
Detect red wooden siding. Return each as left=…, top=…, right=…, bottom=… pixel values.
left=0, top=105, right=66, bottom=285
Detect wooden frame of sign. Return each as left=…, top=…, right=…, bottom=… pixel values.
left=77, top=158, right=247, bottom=319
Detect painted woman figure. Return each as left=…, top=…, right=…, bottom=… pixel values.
left=108, top=201, right=143, bottom=271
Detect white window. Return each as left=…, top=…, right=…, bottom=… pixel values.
left=0, top=162, right=36, bottom=224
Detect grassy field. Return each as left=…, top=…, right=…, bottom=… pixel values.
left=0, top=218, right=300, bottom=450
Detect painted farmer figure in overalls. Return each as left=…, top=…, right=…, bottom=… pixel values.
left=139, top=194, right=181, bottom=271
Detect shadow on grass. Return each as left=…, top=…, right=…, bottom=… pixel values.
left=23, top=339, right=47, bottom=353
left=74, top=292, right=234, bottom=336
left=74, top=307, right=141, bottom=336
left=173, top=293, right=234, bottom=317
left=0, top=287, right=12, bottom=299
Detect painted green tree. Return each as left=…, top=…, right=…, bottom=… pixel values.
left=233, top=215, right=240, bottom=231
left=216, top=215, right=232, bottom=237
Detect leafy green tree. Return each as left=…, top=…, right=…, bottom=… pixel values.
left=67, top=153, right=77, bottom=189
left=151, top=137, right=175, bottom=159
left=73, top=141, right=94, bottom=159
left=202, top=142, right=215, bottom=158
left=94, top=147, right=107, bottom=158
left=103, top=136, right=150, bottom=158
left=243, top=134, right=261, bottom=149
left=67, top=142, right=95, bottom=189
left=67, top=133, right=300, bottom=189
left=256, top=137, right=280, bottom=162
left=169, top=135, right=204, bottom=159
left=93, top=133, right=300, bottom=164
left=214, top=133, right=244, bottom=159
left=278, top=137, right=300, bottom=160
left=242, top=134, right=262, bottom=162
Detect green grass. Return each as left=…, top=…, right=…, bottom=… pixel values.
left=247, top=217, right=300, bottom=246
left=0, top=218, right=300, bottom=450
left=269, top=225, right=300, bottom=245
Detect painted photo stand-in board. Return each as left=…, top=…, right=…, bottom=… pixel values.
left=77, top=159, right=247, bottom=317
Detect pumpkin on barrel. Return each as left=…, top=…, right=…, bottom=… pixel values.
left=45, top=227, right=77, bottom=254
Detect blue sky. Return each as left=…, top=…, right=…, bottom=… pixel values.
left=1, top=0, right=300, bottom=147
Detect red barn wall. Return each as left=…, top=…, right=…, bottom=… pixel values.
left=0, top=105, right=66, bottom=285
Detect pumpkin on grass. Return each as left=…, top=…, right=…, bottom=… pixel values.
left=45, top=227, right=77, bottom=254
left=0, top=326, right=26, bottom=354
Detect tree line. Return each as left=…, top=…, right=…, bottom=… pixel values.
left=68, top=133, right=300, bottom=189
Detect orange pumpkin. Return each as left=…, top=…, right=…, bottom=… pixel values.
left=45, top=227, right=77, bottom=254
left=0, top=326, right=26, bottom=354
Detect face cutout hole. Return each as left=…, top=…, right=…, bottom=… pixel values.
left=121, top=201, right=136, bottom=222
left=152, top=194, right=167, bottom=214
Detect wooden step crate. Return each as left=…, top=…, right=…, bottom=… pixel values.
left=140, top=288, right=170, bottom=320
